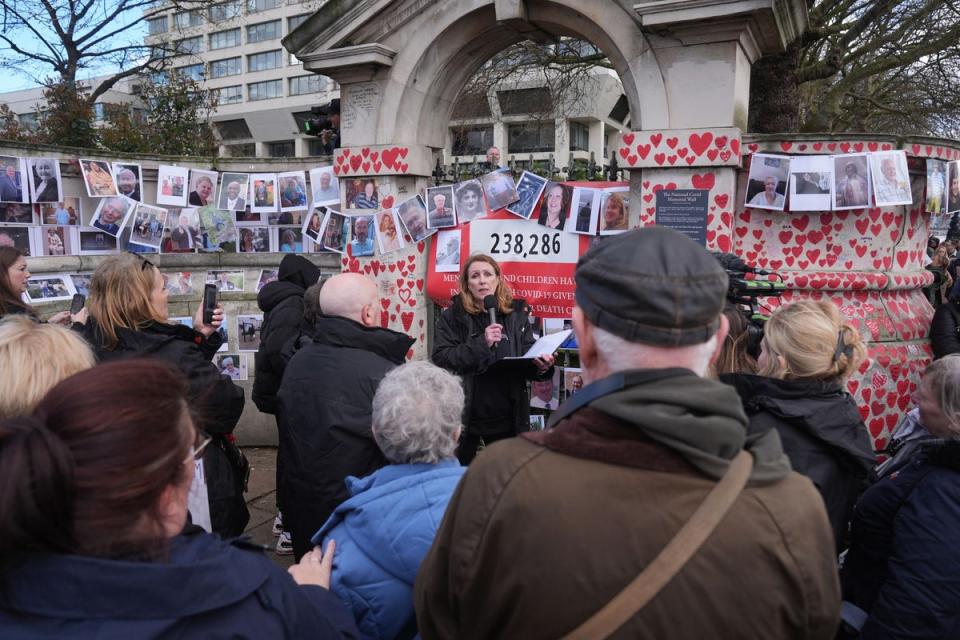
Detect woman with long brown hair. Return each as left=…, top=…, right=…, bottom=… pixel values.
left=0, top=246, right=76, bottom=324
left=432, top=253, right=554, bottom=464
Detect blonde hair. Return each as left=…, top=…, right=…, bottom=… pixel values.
left=88, top=254, right=167, bottom=350
left=0, top=315, right=96, bottom=419
left=758, top=300, right=865, bottom=382
left=922, top=355, right=960, bottom=436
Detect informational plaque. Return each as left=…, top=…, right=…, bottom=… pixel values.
left=655, top=189, right=709, bottom=245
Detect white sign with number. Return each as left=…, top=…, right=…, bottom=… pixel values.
left=468, top=218, right=580, bottom=264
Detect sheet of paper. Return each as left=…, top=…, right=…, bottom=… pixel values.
left=504, top=329, right=572, bottom=360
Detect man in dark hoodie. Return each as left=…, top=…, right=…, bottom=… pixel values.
left=254, top=254, right=321, bottom=553
left=415, top=227, right=840, bottom=639
left=278, top=273, right=414, bottom=560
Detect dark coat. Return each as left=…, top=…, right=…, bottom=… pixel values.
left=929, top=297, right=960, bottom=359
left=82, top=319, right=249, bottom=537
left=0, top=530, right=359, bottom=639
left=432, top=296, right=545, bottom=436
left=277, top=314, right=414, bottom=559
left=722, top=373, right=875, bottom=550
left=840, top=440, right=960, bottom=639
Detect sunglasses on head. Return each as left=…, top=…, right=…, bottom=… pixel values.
left=126, top=251, right=155, bottom=271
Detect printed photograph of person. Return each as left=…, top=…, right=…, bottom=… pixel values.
left=302, top=206, right=327, bottom=242
left=237, top=314, right=263, bottom=352
left=79, top=159, right=118, bottom=198
left=234, top=208, right=263, bottom=224
left=454, top=179, right=485, bottom=223
left=278, top=171, right=308, bottom=211
left=319, top=211, right=348, bottom=253
left=188, top=170, right=218, bottom=207
left=426, top=185, right=456, bottom=229
left=41, top=227, right=71, bottom=256
left=349, top=215, right=375, bottom=256
left=530, top=370, right=560, bottom=410
left=256, top=269, right=278, bottom=292
left=927, top=159, right=947, bottom=215
left=39, top=198, right=81, bottom=225
left=68, top=273, right=92, bottom=296
left=434, top=228, right=461, bottom=273
left=207, top=270, right=244, bottom=292
left=217, top=172, right=249, bottom=211
left=216, top=354, right=247, bottom=381
left=599, top=189, right=629, bottom=234
left=788, top=155, right=832, bottom=212
left=0, top=203, right=34, bottom=224
left=375, top=208, right=405, bottom=255
left=528, top=414, right=545, bottom=432
left=0, top=157, right=27, bottom=204
left=165, top=209, right=201, bottom=253
left=562, top=367, right=584, bottom=400
left=128, top=204, right=167, bottom=250
left=250, top=173, right=277, bottom=212
left=869, top=151, right=912, bottom=207
left=268, top=208, right=304, bottom=226
left=155, top=165, right=189, bottom=207
left=396, top=195, right=434, bottom=242
left=481, top=168, right=519, bottom=212
left=111, top=163, right=143, bottom=202
left=832, top=153, right=871, bottom=210
left=507, top=170, right=548, bottom=219
left=28, top=157, right=63, bottom=204
left=163, top=271, right=194, bottom=296
left=310, top=166, right=339, bottom=204
left=90, top=196, right=135, bottom=237
left=77, top=228, right=118, bottom=255
left=537, top=182, right=571, bottom=230
left=745, top=154, right=789, bottom=211
left=277, top=227, right=303, bottom=253
left=948, top=162, right=960, bottom=215
left=567, top=187, right=600, bottom=235
left=346, top=178, right=378, bottom=209
left=197, top=205, right=237, bottom=248
left=0, top=225, right=32, bottom=255
left=25, top=275, right=74, bottom=303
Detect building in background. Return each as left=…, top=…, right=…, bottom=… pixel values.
left=0, top=76, right=144, bottom=133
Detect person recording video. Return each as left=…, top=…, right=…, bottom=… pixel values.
left=432, top=254, right=554, bottom=465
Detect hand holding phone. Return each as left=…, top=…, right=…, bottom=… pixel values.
left=70, top=293, right=86, bottom=315
left=203, top=284, right=218, bottom=325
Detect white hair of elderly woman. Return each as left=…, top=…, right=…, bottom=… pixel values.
left=372, top=360, right=464, bottom=464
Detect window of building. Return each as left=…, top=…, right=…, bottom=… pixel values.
left=248, top=79, right=283, bottom=101
left=247, top=20, right=281, bottom=43
left=289, top=74, right=323, bottom=95
left=209, top=28, right=241, bottom=50
left=216, top=85, right=243, bottom=105
left=288, top=13, right=309, bottom=31
left=147, top=16, right=167, bottom=35
left=209, top=1, right=242, bottom=21
left=176, top=63, right=205, bottom=82
left=92, top=103, right=108, bottom=121
left=173, top=10, right=204, bottom=29
left=307, top=139, right=329, bottom=156
left=223, top=143, right=256, bottom=157
left=18, top=113, right=38, bottom=131
left=266, top=140, right=295, bottom=157
left=247, top=50, right=282, bottom=72
left=498, top=88, right=552, bottom=116
left=210, top=57, right=242, bottom=78
left=214, top=119, right=253, bottom=140
left=608, top=95, right=629, bottom=124
left=570, top=121, right=589, bottom=152
left=451, top=91, right=491, bottom=119
left=175, top=36, right=203, bottom=55
left=450, top=125, right=494, bottom=156
left=247, top=0, right=280, bottom=13
left=507, top=122, right=555, bottom=153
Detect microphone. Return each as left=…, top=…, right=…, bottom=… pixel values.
left=484, top=295, right=499, bottom=347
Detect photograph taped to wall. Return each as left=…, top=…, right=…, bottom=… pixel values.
left=218, top=172, right=250, bottom=211
left=237, top=226, right=271, bottom=253
left=156, top=165, right=189, bottom=207
left=90, top=195, right=137, bottom=237
left=302, top=205, right=327, bottom=242
left=234, top=208, right=265, bottom=225
left=276, top=226, right=304, bottom=253
left=530, top=368, right=561, bottom=410
left=40, top=226, right=75, bottom=256
left=375, top=207, right=405, bottom=255
left=28, top=157, right=63, bottom=204
left=69, top=273, right=92, bottom=296
left=537, top=182, right=572, bottom=230
left=278, top=171, right=309, bottom=211
left=207, top=269, right=244, bottom=292
left=426, top=185, right=456, bottom=229
left=927, top=159, right=947, bottom=215
left=0, top=156, right=29, bottom=204
left=78, top=227, right=119, bottom=255
left=345, top=177, right=379, bottom=209
left=38, top=197, right=82, bottom=226
left=598, top=188, right=630, bottom=234
left=434, top=228, right=461, bottom=272
left=788, top=155, right=833, bottom=212
left=249, top=173, right=278, bottom=213
left=310, top=166, right=339, bottom=205
left=25, top=273, right=76, bottom=304
left=188, top=169, right=219, bottom=207
left=349, top=214, right=375, bottom=257
left=832, top=153, right=871, bottom=210
left=163, top=271, right=194, bottom=295
left=567, top=187, right=601, bottom=235
left=507, top=171, right=547, bottom=220
left=129, top=203, right=168, bottom=249
left=256, top=269, right=278, bottom=292
left=396, top=194, right=434, bottom=242
left=237, top=314, right=263, bottom=352
left=79, top=159, right=118, bottom=198
left=319, top=210, right=348, bottom=253
left=745, top=154, right=789, bottom=211
left=481, top=168, right=519, bottom=212
left=197, top=205, right=237, bottom=248
left=164, top=208, right=201, bottom=253
left=268, top=209, right=304, bottom=226
left=0, top=203, right=35, bottom=224
left=112, top=162, right=143, bottom=202
left=0, top=224, right=34, bottom=255
left=870, top=151, right=912, bottom=207
left=216, top=353, right=247, bottom=380
left=454, top=179, right=485, bottom=223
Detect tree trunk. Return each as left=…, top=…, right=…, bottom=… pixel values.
left=748, top=46, right=801, bottom=133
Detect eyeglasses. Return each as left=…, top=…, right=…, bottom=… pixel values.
left=126, top=251, right=155, bottom=271
left=183, top=434, right=212, bottom=464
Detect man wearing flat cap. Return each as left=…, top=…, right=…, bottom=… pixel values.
left=415, top=227, right=841, bottom=639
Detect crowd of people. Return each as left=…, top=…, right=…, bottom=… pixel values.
left=1, top=225, right=959, bottom=639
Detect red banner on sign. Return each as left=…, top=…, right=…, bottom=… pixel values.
left=426, top=181, right=626, bottom=318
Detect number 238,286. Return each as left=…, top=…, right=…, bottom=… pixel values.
left=489, top=232, right=561, bottom=259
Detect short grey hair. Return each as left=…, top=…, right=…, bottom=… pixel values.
left=372, top=360, right=463, bottom=464
left=924, top=354, right=960, bottom=436
left=592, top=326, right=718, bottom=377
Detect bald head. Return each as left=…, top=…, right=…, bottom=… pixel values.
left=318, top=272, right=379, bottom=325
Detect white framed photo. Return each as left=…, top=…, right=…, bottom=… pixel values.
left=278, top=171, right=309, bottom=211
left=396, top=194, right=435, bottom=242
left=188, top=169, right=219, bottom=208
left=870, top=151, right=912, bottom=207
left=217, top=172, right=249, bottom=211
left=507, top=171, right=547, bottom=220
left=25, top=273, right=76, bottom=304
left=745, top=154, right=789, bottom=211
left=237, top=315, right=263, bottom=352
left=128, top=203, right=168, bottom=250
left=156, top=165, right=190, bottom=207
left=832, top=153, right=871, bottom=210
left=112, top=162, right=143, bottom=202
left=375, top=207, right=405, bottom=255
left=566, top=187, right=601, bottom=235
left=0, top=156, right=29, bottom=204
left=789, top=155, right=832, bottom=212
left=310, top=166, right=339, bottom=205
left=598, top=187, right=630, bottom=235
left=28, top=158, right=63, bottom=204
left=79, top=159, right=118, bottom=197
left=78, top=227, right=120, bottom=255
left=90, top=195, right=137, bottom=238
left=250, top=173, right=278, bottom=213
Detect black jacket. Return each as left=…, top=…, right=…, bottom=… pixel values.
left=432, top=296, right=547, bottom=437
left=253, top=255, right=320, bottom=415
left=277, top=314, right=414, bottom=558
left=82, top=319, right=249, bottom=537
left=930, top=297, right=960, bottom=359
left=840, top=440, right=960, bottom=640
left=721, top=373, right=875, bottom=550
left=0, top=529, right=359, bottom=639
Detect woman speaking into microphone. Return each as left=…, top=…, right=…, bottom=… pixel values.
left=433, top=254, right=554, bottom=465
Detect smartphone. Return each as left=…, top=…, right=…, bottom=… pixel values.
left=203, top=284, right=218, bottom=324
left=69, top=293, right=85, bottom=315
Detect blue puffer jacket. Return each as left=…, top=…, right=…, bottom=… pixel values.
left=0, top=530, right=359, bottom=639
left=840, top=439, right=960, bottom=639
left=313, top=460, right=466, bottom=640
